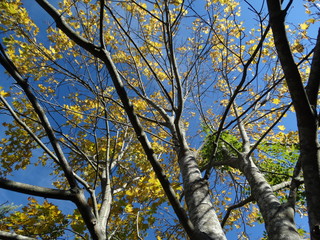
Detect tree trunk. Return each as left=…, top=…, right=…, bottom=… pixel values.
left=240, top=156, right=301, bottom=240
left=299, top=123, right=320, bottom=239
left=266, top=1, right=320, bottom=238
left=178, top=150, right=226, bottom=240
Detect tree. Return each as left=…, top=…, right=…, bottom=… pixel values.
left=267, top=1, right=320, bottom=239
left=0, top=0, right=318, bottom=239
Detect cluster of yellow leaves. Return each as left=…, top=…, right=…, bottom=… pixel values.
left=0, top=1, right=38, bottom=34
left=47, top=28, right=76, bottom=52
left=126, top=172, right=164, bottom=201
left=170, top=0, right=183, bottom=6
left=0, top=1, right=66, bottom=80
left=0, top=124, right=34, bottom=174
left=119, top=1, right=148, bottom=15
left=107, top=166, right=181, bottom=238
left=1, top=198, right=67, bottom=239
left=64, top=103, right=84, bottom=121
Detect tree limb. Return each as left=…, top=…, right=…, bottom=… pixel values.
left=306, top=28, right=320, bottom=108
left=267, top=1, right=320, bottom=238
left=34, top=0, right=195, bottom=237
left=221, top=196, right=254, bottom=228
left=0, top=231, right=36, bottom=240
left=0, top=178, right=76, bottom=201
left=0, top=43, right=78, bottom=190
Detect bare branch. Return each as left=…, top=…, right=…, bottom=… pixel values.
left=266, top=0, right=314, bottom=118
left=221, top=180, right=292, bottom=228
left=221, top=196, right=254, bottom=228
left=204, top=25, right=271, bottom=179
left=99, top=0, right=106, bottom=49
left=248, top=104, right=292, bottom=156
left=0, top=178, right=76, bottom=201
left=0, top=231, right=36, bottom=240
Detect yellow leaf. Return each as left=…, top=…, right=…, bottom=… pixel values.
left=294, top=43, right=304, bottom=53
left=125, top=204, right=133, bottom=213
left=306, top=19, right=315, bottom=24
left=170, top=0, right=183, bottom=6
left=272, top=98, right=281, bottom=104
left=300, top=23, right=309, bottom=30
left=7, top=4, right=19, bottom=14
left=278, top=125, right=285, bottom=131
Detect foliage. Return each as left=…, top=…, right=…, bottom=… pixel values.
left=0, top=198, right=68, bottom=239
left=257, top=131, right=299, bottom=186
left=0, top=0, right=318, bottom=239
left=200, top=129, right=242, bottom=169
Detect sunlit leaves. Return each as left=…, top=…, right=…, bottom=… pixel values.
left=0, top=1, right=38, bottom=34
left=0, top=112, right=44, bottom=175
left=1, top=198, right=67, bottom=239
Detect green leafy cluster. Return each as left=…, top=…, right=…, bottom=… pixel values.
left=257, top=141, right=299, bottom=186
left=200, top=128, right=242, bottom=169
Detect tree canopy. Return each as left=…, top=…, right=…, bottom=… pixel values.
left=0, top=0, right=319, bottom=239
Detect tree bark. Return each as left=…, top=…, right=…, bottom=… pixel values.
left=239, top=156, right=301, bottom=240
left=179, top=150, right=226, bottom=240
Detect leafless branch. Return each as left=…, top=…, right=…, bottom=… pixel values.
left=0, top=231, right=37, bottom=240
left=0, top=178, right=76, bottom=201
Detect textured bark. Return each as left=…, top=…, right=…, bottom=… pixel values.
left=240, top=156, right=301, bottom=240
left=304, top=29, right=320, bottom=240
left=179, top=150, right=226, bottom=240
left=73, top=189, right=106, bottom=240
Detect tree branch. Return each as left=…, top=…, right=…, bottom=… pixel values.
left=34, top=0, right=195, bottom=237
left=221, top=180, right=292, bottom=228
left=0, top=178, right=76, bottom=201
left=221, top=196, right=254, bottom=228
left=306, top=28, right=320, bottom=107
left=266, top=0, right=314, bottom=119
left=0, top=43, right=78, bottom=189
left=99, top=0, right=106, bottom=49
left=35, top=0, right=99, bottom=55
left=204, top=25, right=271, bottom=179
left=0, top=95, right=60, bottom=165
left=0, top=231, right=36, bottom=240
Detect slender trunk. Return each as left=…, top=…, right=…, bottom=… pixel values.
left=178, top=150, right=226, bottom=240
left=74, top=190, right=106, bottom=240
left=299, top=122, right=320, bottom=239
left=266, top=1, right=320, bottom=237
